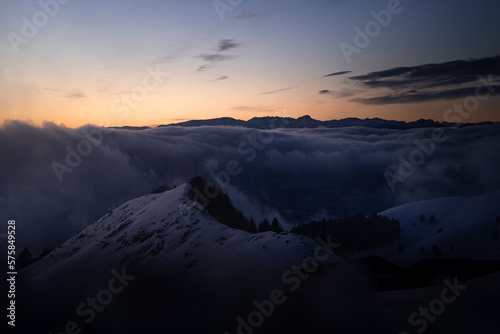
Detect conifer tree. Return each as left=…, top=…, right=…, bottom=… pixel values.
left=271, top=217, right=283, bottom=233
left=18, top=246, right=34, bottom=269
left=249, top=218, right=257, bottom=234
left=259, top=218, right=271, bottom=232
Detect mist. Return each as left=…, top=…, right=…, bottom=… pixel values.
left=2, top=120, right=500, bottom=253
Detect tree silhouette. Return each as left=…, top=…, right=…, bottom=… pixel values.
left=188, top=177, right=253, bottom=233
left=429, top=214, right=436, bottom=222
left=290, top=214, right=400, bottom=257
left=419, top=214, right=426, bottom=222
left=249, top=218, right=257, bottom=234
left=271, top=217, right=283, bottom=233
left=18, top=247, right=34, bottom=269
left=37, top=247, right=53, bottom=260
left=258, top=218, right=271, bottom=232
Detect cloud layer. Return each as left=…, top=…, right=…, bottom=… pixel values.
left=1, top=121, right=499, bottom=253
left=350, top=55, right=500, bottom=89
left=344, top=55, right=500, bottom=104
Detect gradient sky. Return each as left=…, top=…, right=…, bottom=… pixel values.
left=1, top=0, right=499, bottom=128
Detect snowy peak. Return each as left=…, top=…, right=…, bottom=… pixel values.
left=22, top=184, right=341, bottom=289
left=363, top=191, right=500, bottom=267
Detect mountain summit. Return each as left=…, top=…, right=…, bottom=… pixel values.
left=16, top=184, right=500, bottom=334
left=156, top=115, right=461, bottom=130
left=18, top=183, right=341, bottom=333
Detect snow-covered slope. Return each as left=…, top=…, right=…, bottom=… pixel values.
left=18, top=186, right=500, bottom=333
left=22, top=184, right=341, bottom=290
left=355, top=191, right=500, bottom=266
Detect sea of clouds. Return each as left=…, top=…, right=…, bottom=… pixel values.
left=1, top=120, right=500, bottom=252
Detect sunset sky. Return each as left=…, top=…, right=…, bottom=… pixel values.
left=1, top=0, right=499, bottom=128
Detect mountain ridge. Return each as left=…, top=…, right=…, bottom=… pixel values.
left=108, top=116, right=498, bottom=131
left=16, top=184, right=500, bottom=334
left=21, top=183, right=341, bottom=288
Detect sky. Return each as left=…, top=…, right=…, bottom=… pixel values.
left=1, top=0, right=499, bottom=128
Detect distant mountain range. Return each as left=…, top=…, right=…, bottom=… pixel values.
left=109, top=115, right=497, bottom=131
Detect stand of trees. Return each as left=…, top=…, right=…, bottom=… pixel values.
left=189, top=177, right=254, bottom=233
left=189, top=177, right=286, bottom=234
left=258, top=217, right=284, bottom=233
left=17, top=246, right=54, bottom=269
left=290, top=214, right=400, bottom=257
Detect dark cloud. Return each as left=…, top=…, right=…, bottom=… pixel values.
left=352, top=85, right=500, bottom=105
left=217, top=39, right=240, bottom=52
left=2, top=121, right=499, bottom=255
left=324, top=71, right=352, bottom=77
left=319, top=89, right=358, bottom=98
left=348, top=55, right=500, bottom=104
left=196, top=44, right=239, bottom=72
left=198, top=53, right=238, bottom=62
left=350, top=55, right=500, bottom=89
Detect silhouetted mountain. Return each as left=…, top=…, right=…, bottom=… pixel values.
left=158, top=115, right=473, bottom=130
left=17, top=183, right=341, bottom=333
left=158, top=117, right=246, bottom=128
left=16, top=184, right=500, bottom=334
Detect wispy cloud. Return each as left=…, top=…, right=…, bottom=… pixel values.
left=351, top=85, right=500, bottom=105
left=198, top=53, right=238, bottom=62
left=350, top=55, right=500, bottom=89
left=261, top=86, right=297, bottom=95
left=348, top=55, right=500, bottom=104
left=217, top=39, right=240, bottom=52
left=64, top=90, right=87, bottom=99
left=196, top=64, right=215, bottom=73
left=324, top=71, right=352, bottom=77
left=207, top=76, right=229, bottom=82
left=319, top=89, right=358, bottom=98
left=196, top=40, right=240, bottom=73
